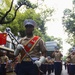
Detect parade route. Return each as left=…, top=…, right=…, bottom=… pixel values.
left=61, top=66, right=68, bottom=75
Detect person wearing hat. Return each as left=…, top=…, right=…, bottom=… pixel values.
left=66, top=47, right=75, bottom=75
left=65, top=49, right=73, bottom=74
left=14, top=19, right=46, bottom=75
left=46, top=56, right=54, bottom=75
left=52, top=46, right=63, bottom=75
left=0, top=51, right=9, bottom=75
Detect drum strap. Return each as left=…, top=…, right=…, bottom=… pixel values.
left=21, top=36, right=40, bottom=61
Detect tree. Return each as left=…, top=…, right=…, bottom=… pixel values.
left=36, top=4, right=54, bottom=34
left=62, top=0, right=75, bottom=46
left=0, top=0, right=57, bottom=45
left=0, top=0, right=36, bottom=24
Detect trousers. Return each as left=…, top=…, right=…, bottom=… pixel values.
left=15, top=61, right=41, bottom=75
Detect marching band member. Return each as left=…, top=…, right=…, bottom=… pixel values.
left=66, top=47, right=75, bottom=75
left=13, top=54, right=21, bottom=75
left=14, top=19, right=46, bottom=75
left=52, top=46, right=63, bottom=75
left=40, top=57, right=47, bottom=75
left=51, top=58, right=54, bottom=73
left=40, top=56, right=52, bottom=75
left=0, top=51, right=9, bottom=75
left=65, top=50, right=72, bottom=74
left=46, top=56, right=53, bottom=75
left=0, top=57, right=2, bottom=74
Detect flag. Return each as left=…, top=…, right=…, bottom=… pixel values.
left=0, top=33, right=7, bottom=45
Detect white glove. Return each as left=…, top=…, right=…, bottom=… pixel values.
left=14, top=44, right=24, bottom=56
left=34, top=56, right=46, bottom=67
left=34, top=60, right=41, bottom=67
left=16, top=44, right=24, bottom=50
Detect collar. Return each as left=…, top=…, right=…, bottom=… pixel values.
left=23, top=35, right=35, bottom=40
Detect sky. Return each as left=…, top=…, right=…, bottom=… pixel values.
left=44, top=0, right=72, bottom=38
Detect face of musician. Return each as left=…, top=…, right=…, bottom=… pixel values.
left=72, top=51, right=75, bottom=55
left=25, top=25, right=34, bottom=35
left=56, top=50, right=59, bottom=53
left=24, top=19, right=36, bottom=37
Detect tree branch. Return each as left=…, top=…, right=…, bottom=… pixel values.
left=2, top=5, right=22, bottom=24
left=0, top=0, right=14, bottom=24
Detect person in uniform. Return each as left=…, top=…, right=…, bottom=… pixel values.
left=65, top=50, right=73, bottom=74
left=46, top=56, right=53, bottom=75
left=14, top=54, right=21, bottom=75
left=51, top=58, right=54, bottom=73
left=40, top=56, right=51, bottom=75
left=66, top=47, right=75, bottom=75
left=0, top=51, right=9, bottom=75
left=52, top=46, right=63, bottom=75
left=14, top=19, right=46, bottom=75
left=0, top=57, right=2, bottom=74
left=40, top=58, right=47, bottom=75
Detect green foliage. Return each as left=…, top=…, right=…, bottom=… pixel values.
left=34, top=28, right=42, bottom=37
left=0, top=0, right=63, bottom=50
left=0, top=8, right=46, bottom=36
left=62, top=56, right=67, bottom=61
left=0, top=0, right=59, bottom=44
left=17, top=0, right=37, bottom=9
left=4, top=0, right=12, bottom=7
left=62, top=1, right=75, bottom=46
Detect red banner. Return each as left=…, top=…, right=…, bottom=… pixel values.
left=0, top=33, right=7, bottom=45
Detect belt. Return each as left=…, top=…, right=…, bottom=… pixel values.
left=54, top=61, right=61, bottom=62
left=23, top=58, right=31, bottom=62
left=70, top=63, right=75, bottom=65
left=22, top=57, right=39, bottom=62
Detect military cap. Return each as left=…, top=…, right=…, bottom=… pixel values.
left=23, top=19, right=36, bottom=27
left=55, top=46, right=59, bottom=50
left=47, top=56, right=51, bottom=59
left=72, top=47, right=75, bottom=52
